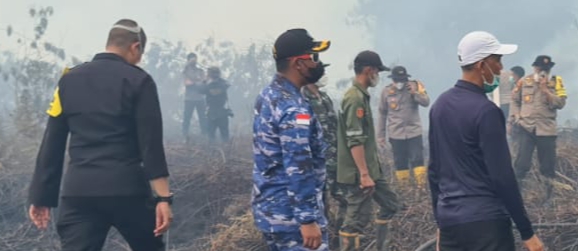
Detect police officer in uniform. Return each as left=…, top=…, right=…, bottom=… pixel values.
left=252, top=28, right=330, bottom=251
left=203, top=66, right=231, bottom=143
left=337, top=50, right=399, bottom=251
left=182, top=52, right=207, bottom=140
left=377, top=66, right=430, bottom=188
left=510, top=55, right=568, bottom=190
left=300, top=77, right=345, bottom=248
left=28, top=19, right=173, bottom=251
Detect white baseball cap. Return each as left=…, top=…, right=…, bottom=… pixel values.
left=457, top=31, right=518, bottom=66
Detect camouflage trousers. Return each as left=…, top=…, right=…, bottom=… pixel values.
left=262, top=230, right=329, bottom=251
left=339, top=177, right=399, bottom=234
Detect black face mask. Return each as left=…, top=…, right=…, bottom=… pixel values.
left=304, top=61, right=326, bottom=84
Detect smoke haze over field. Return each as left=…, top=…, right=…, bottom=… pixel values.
left=1, top=0, right=578, bottom=126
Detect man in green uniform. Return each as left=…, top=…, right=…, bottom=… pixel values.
left=300, top=77, right=345, bottom=247
left=337, top=50, right=399, bottom=251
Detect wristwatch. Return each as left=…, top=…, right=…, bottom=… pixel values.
left=155, top=193, right=174, bottom=205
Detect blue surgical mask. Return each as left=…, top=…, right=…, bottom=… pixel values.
left=482, top=63, right=500, bottom=93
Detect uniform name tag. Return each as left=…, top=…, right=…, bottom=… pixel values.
left=296, top=114, right=311, bottom=125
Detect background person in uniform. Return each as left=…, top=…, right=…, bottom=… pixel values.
left=499, top=66, right=524, bottom=121
left=182, top=52, right=207, bottom=140
left=27, top=19, right=173, bottom=251
left=506, top=66, right=525, bottom=154
left=299, top=77, right=345, bottom=248
left=337, top=50, right=399, bottom=251
left=510, top=55, right=568, bottom=191
left=202, top=66, right=232, bottom=143
left=428, top=31, right=543, bottom=251
left=377, top=65, right=430, bottom=188
left=252, top=28, right=330, bottom=251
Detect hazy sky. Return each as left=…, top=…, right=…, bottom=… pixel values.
left=0, top=0, right=371, bottom=80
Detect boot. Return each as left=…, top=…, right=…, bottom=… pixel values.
left=413, top=166, right=427, bottom=189
left=395, top=170, right=410, bottom=186
left=375, top=219, right=389, bottom=251
left=338, top=231, right=360, bottom=251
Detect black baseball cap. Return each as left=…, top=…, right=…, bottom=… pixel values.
left=388, top=66, right=411, bottom=79
left=273, top=28, right=330, bottom=61
left=354, top=50, right=390, bottom=72
left=510, top=66, right=525, bottom=78
left=532, top=55, right=555, bottom=69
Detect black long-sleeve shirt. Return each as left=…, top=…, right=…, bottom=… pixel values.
left=428, top=80, right=534, bottom=240
left=28, top=53, right=169, bottom=207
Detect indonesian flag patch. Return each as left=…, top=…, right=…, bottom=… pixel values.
left=296, top=113, right=311, bottom=125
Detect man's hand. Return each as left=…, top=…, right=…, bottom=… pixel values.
left=523, top=235, right=544, bottom=251
left=154, top=202, right=173, bottom=237
left=29, top=205, right=51, bottom=230
left=539, top=74, right=549, bottom=92
left=360, top=174, right=375, bottom=193
left=408, top=82, right=417, bottom=94
left=300, top=222, right=322, bottom=250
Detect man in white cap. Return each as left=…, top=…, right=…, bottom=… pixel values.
left=427, top=31, right=544, bottom=251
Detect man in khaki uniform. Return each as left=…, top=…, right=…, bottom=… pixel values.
left=510, top=55, right=567, bottom=188
left=337, top=50, right=399, bottom=251
left=377, top=66, right=429, bottom=188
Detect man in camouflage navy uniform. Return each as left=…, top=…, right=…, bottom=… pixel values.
left=182, top=53, right=207, bottom=140
left=252, top=28, right=331, bottom=251
left=377, top=66, right=430, bottom=188
left=300, top=77, right=345, bottom=247
left=337, top=50, right=399, bottom=251
left=202, top=66, right=232, bottom=143
left=510, top=55, right=569, bottom=192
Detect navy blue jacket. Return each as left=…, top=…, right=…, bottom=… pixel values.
left=428, top=80, right=534, bottom=240
left=29, top=53, right=169, bottom=207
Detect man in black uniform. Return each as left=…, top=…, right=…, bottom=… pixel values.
left=27, top=19, right=173, bottom=251
left=203, top=66, right=232, bottom=143
left=182, top=53, right=207, bottom=140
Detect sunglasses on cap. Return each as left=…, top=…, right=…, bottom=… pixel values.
left=291, top=53, right=320, bottom=63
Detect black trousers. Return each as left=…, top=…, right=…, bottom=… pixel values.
left=57, top=196, right=164, bottom=251
left=389, top=136, right=424, bottom=171
left=207, top=116, right=229, bottom=143
left=182, top=100, right=207, bottom=136
left=514, top=128, right=557, bottom=179
left=439, top=219, right=515, bottom=251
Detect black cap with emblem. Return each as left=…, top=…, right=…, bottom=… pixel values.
left=532, top=55, right=555, bottom=71
left=387, top=66, right=411, bottom=79
left=273, top=28, right=330, bottom=61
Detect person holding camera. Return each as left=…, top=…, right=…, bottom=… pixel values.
left=377, top=65, right=430, bottom=188
left=202, top=66, right=232, bottom=143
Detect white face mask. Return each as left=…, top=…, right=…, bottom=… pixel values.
left=395, top=82, right=405, bottom=90
left=369, top=73, right=380, bottom=87
left=534, top=71, right=548, bottom=82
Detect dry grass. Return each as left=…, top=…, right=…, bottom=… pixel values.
left=2, top=130, right=578, bottom=251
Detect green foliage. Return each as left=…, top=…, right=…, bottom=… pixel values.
left=1, top=6, right=66, bottom=139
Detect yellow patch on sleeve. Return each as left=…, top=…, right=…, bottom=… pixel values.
left=554, top=76, right=567, bottom=97
left=46, top=87, right=62, bottom=117
left=417, top=81, right=426, bottom=94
